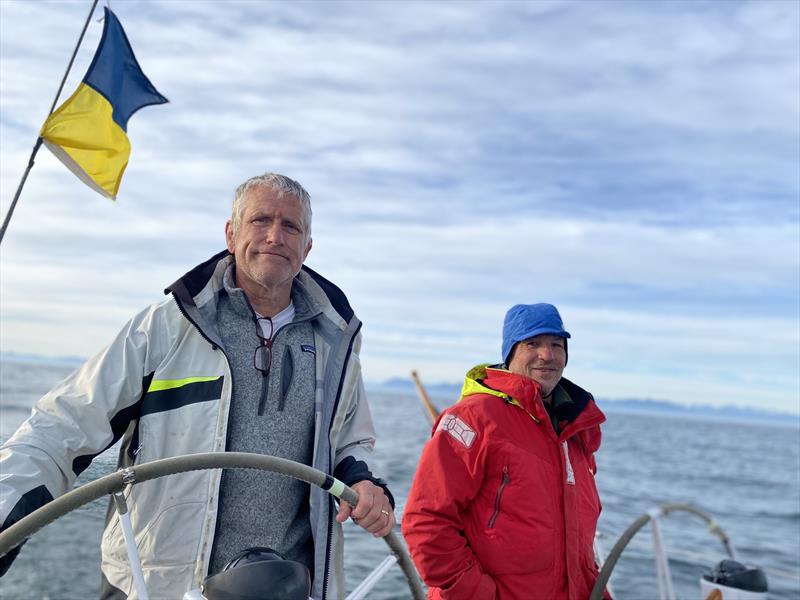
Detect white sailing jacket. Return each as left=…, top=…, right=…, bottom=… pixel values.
left=0, top=251, right=383, bottom=600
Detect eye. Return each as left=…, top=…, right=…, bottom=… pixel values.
left=284, top=221, right=302, bottom=233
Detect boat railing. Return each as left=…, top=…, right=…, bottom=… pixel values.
left=595, top=526, right=800, bottom=590
left=590, top=503, right=736, bottom=600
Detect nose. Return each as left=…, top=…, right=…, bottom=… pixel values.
left=537, top=346, right=554, bottom=361
left=265, top=222, right=285, bottom=245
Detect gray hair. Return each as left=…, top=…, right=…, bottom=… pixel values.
left=231, top=173, right=312, bottom=241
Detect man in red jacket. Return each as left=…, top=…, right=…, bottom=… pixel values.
left=402, top=303, right=609, bottom=600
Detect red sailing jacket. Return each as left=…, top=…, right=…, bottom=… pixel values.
left=402, top=365, right=609, bottom=600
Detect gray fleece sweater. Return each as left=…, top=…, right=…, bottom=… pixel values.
left=208, top=266, right=319, bottom=575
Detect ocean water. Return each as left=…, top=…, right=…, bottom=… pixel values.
left=0, top=360, right=798, bottom=599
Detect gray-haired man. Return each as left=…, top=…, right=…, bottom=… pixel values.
left=0, top=173, right=394, bottom=599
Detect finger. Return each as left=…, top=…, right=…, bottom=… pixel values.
left=335, top=501, right=353, bottom=524
left=350, top=490, right=375, bottom=521
left=359, top=504, right=393, bottom=535
left=372, top=509, right=396, bottom=538
left=354, top=506, right=382, bottom=532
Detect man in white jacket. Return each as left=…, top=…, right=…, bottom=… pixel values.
left=0, top=173, right=394, bottom=599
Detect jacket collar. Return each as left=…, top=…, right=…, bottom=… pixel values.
left=165, top=251, right=358, bottom=333
left=220, top=262, right=320, bottom=324
left=459, top=364, right=606, bottom=438
left=459, top=364, right=546, bottom=421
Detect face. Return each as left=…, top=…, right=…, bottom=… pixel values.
left=507, top=334, right=566, bottom=397
left=225, top=186, right=312, bottom=297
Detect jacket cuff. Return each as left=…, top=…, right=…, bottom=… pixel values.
left=0, top=485, right=54, bottom=577
left=333, top=456, right=395, bottom=509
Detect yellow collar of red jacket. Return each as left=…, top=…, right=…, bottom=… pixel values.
left=459, top=364, right=544, bottom=423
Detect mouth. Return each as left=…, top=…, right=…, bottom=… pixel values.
left=257, top=250, right=288, bottom=260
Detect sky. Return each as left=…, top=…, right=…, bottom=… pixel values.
left=0, top=0, right=798, bottom=414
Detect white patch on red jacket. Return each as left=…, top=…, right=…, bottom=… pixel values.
left=437, top=414, right=476, bottom=448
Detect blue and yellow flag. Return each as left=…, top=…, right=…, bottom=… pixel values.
left=40, top=7, right=167, bottom=199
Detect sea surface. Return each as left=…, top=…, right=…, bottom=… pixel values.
left=0, top=360, right=798, bottom=599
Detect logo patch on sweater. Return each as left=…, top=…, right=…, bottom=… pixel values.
left=300, top=344, right=316, bottom=355
left=437, top=415, right=476, bottom=448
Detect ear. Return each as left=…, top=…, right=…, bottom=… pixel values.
left=302, top=237, right=313, bottom=261
left=225, top=220, right=235, bottom=254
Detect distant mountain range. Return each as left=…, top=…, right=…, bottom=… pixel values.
left=370, top=377, right=799, bottom=425
left=2, top=353, right=795, bottom=425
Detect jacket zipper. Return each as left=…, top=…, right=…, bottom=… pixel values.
left=171, top=292, right=235, bottom=578
left=562, top=440, right=575, bottom=485
left=170, top=294, right=220, bottom=350
left=507, top=398, right=541, bottom=424
left=321, top=320, right=362, bottom=600
left=487, top=465, right=509, bottom=528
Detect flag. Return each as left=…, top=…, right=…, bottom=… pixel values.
left=40, top=7, right=168, bottom=199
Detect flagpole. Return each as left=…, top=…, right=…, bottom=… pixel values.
left=0, top=0, right=100, bottom=245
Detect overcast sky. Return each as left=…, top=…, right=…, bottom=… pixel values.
left=1, top=0, right=798, bottom=414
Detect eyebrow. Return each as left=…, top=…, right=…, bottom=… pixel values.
left=250, top=212, right=301, bottom=226
left=526, top=337, right=564, bottom=344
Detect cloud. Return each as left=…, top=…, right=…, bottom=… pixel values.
left=313, top=215, right=798, bottom=412
left=1, top=0, right=798, bottom=413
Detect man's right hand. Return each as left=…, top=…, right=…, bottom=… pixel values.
left=335, top=480, right=396, bottom=537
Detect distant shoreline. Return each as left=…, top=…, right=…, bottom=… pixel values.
left=369, top=379, right=800, bottom=426
left=3, top=352, right=797, bottom=425
left=1, top=352, right=86, bottom=368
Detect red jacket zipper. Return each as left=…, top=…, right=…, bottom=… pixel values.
left=488, top=465, right=510, bottom=528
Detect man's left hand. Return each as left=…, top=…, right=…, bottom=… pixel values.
left=335, top=480, right=395, bottom=537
